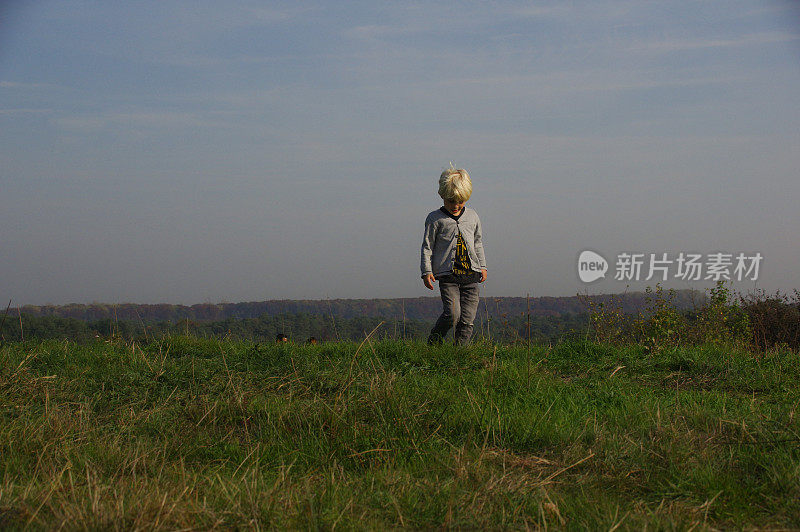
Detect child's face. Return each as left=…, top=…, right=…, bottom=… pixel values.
left=442, top=197, right=465, bottom=216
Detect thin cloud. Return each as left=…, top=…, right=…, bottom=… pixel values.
left=631, top=31, right=799, bottom=53
left=50, top=109, right=248, bottom=136
left=52, top=116, right=105, bottom=131
left=36, top=4, right=312, bottom=68
left=432, top=71, right=744, bottom=93
left=0, top=108, right=51, bottom=114
left=343, top=23, right=425, bottom=40
left=0, top=81, right=53, bottom=89
left=510, top=5, right=568, bottom=17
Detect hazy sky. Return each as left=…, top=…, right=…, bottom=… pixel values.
left=2, top=1, right=799, bottom=305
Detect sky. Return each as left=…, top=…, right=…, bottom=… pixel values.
left=1, top=0, right=799, bottom=306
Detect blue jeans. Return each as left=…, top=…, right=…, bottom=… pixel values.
left=428, top=279, right=481, bottom=345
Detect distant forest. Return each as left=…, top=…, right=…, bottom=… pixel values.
left=16, top=291, right=704, bottom=322
left=2, top=291, right=706, bottom=344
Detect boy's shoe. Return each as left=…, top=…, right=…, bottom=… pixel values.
left=427, top=333, right=444, bottom=345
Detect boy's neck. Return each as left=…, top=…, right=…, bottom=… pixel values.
left=440, top=205, right=465, bottom=220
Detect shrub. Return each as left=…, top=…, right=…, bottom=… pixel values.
left=582, top=281, right=767, bottom=352
left=691, top=280, right=752, bottom=348
left=740, top=289, right=800, bottom=351
left=579, top=292, right=631, bottom=346
left=632, top=284, right=688, bottom=352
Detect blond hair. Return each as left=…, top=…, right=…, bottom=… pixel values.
left=438, top=166, right=472, bottom=202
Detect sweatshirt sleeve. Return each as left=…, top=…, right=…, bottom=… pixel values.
left=420, top=215, right=436, bottom=277
left=474, top=213, right=487, bottom=270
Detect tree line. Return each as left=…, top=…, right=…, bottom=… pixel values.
left=0, top=311, right=590, bottom=345
left=15, top=291, right=702, bottom=323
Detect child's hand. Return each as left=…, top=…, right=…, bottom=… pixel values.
left=423, top=274, right=436, bottom=290
left=480, top=269, right=488, bottom=283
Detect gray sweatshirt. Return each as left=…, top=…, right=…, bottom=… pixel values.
left=420, top=206, right=487, bottom=278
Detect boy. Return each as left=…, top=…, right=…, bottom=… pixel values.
left=420, top=166, right=488, bottom=345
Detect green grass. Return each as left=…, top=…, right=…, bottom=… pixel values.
left=1, top=336, right=799, bottom=529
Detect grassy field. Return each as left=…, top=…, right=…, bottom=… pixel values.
left=1, top=336, right=799, bottom=530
